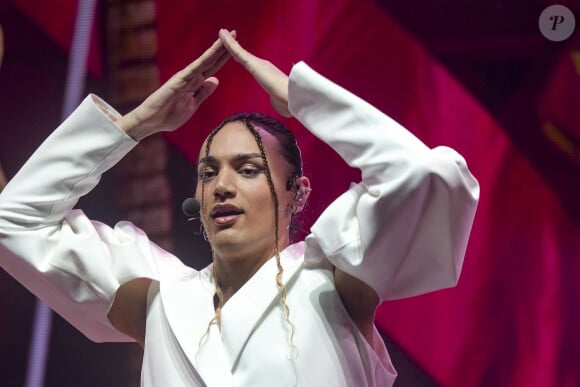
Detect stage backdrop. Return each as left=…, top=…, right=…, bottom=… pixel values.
left=7, top=0, right=580, bottom=386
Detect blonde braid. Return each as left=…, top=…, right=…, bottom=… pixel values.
left=196, top=127, right=224, bottom=358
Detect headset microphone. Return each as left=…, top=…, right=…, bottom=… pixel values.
left=182, top=197, right=201, bottom=218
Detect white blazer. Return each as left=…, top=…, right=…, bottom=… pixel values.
left=0, top=62, right=479, bottom=386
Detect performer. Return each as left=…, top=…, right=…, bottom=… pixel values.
left=0, top=30, right=479, bottom=386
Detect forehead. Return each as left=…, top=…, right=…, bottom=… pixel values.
left=198, top=121, right=281, bottom=163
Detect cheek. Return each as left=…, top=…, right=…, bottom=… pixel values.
left=194, top=182, right=212, bottom=222
left=194, top=183, right=202, bottom=200
left=247, top=180, right=271, bottom=200
left=241, top=181, right=274, bottom=213
left=273, top=177, right=292, bottom=205
left=267, top=162, right=294, bottom=202
left=194, top=184, right=204, bottom=208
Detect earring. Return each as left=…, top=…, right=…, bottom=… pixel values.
left=295, top=187, right=311, bottom=202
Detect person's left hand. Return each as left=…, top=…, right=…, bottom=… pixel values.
left=219, top=29, right=291, bottom=117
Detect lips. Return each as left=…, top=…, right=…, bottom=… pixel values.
left=210, top=203, right=244, bottom=225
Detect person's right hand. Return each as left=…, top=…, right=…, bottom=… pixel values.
left=117, top=33, right=233, bottom=141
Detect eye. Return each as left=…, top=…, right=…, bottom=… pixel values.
left=198, top=168, right=217, bottom=181
left=239, top=166, right=263, bottom=178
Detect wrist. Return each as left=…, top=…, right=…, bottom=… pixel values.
left=115, top=110, right=150, bottom=141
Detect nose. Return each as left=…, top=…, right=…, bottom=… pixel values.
left=213, top=169, right=236, bottom=201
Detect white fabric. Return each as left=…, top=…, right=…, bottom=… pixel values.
left=0, top=62, right=479, bottom=386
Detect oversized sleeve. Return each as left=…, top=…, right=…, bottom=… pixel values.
left=0, top=95, right=189, bottom=342
left=289, top=62, right=479, bottom=300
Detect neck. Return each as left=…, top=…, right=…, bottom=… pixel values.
left=212, top=241, right=287, bottom=304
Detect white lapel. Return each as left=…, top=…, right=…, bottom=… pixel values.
left=219, top=242, right=305, bottom=371
left=160, top=268, right=235, bottom=387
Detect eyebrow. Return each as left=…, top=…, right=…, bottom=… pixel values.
left=197, top=153, right=263, bottom=167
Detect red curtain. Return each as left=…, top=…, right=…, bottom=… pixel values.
left=11, top=0, right=580, bottom=386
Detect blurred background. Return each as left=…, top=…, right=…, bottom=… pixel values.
left=1, top=0, right=579, bottom=386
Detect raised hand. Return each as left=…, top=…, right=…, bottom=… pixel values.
left=118, top=34, right=233, bottom=140
left=218, top=29, right=291, bottom=117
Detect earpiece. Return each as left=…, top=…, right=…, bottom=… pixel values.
left=286, top=176, right=312, bottom=215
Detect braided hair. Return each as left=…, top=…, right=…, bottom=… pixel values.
left=197, top=113, right=303, bottom=357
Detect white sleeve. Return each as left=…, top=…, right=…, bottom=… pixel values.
left=0, top=95, right=190, bottom=342
left=289, top=62, right=479, bottom=300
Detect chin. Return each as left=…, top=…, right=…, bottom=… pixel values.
left=210, top=230, right=244, bottom=249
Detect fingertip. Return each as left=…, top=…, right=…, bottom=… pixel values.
left=195, top=77, right=219, bottom=101
left=219, top=29, right=237, bottom=40
left=207, top=76, right=219, bottom=87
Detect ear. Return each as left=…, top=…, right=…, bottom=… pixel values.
left=292, top=176, right=311, bottom=213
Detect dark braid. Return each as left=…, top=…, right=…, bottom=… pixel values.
left=243, top=119, right=296, bottom=353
